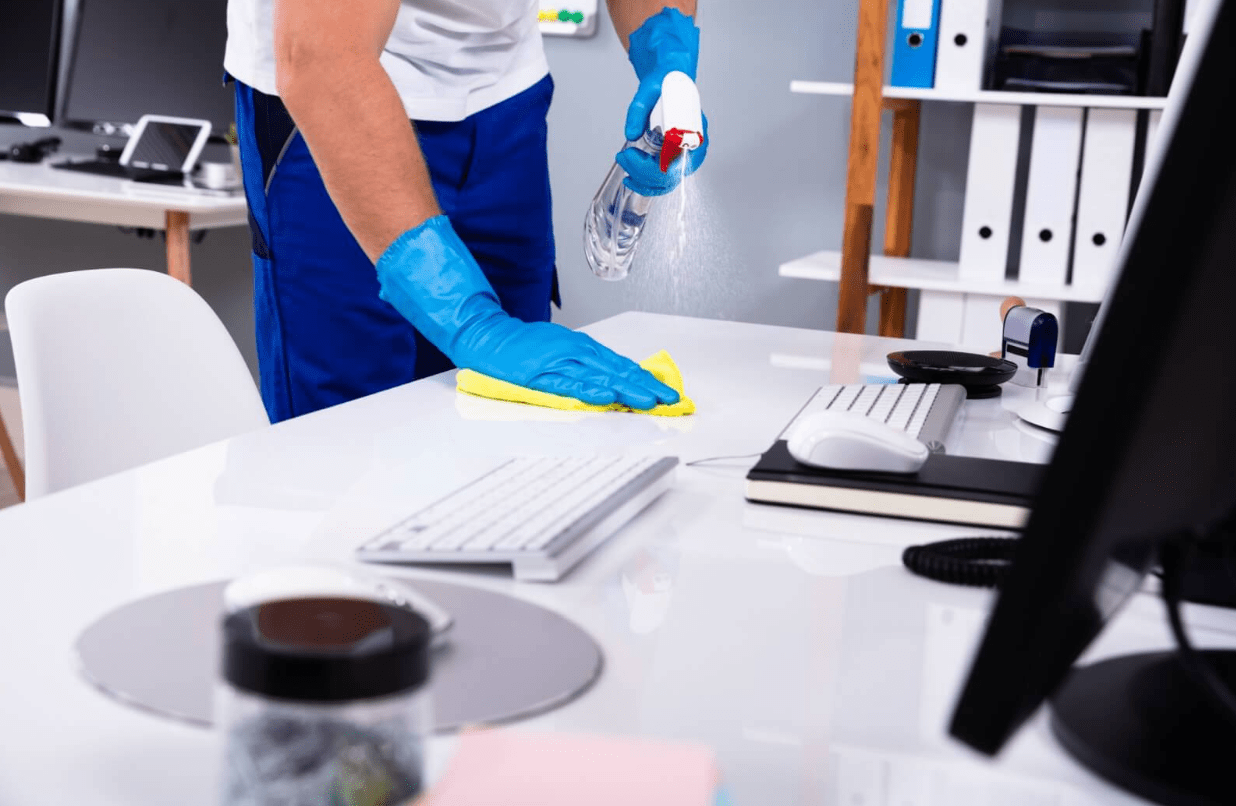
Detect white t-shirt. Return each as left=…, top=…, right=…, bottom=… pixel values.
left=225, top=0, right=549, bottom=122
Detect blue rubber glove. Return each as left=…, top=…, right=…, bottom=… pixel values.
left=375, top=216, right=680, bottom=410
left=620, top=8, right=707, bottom=197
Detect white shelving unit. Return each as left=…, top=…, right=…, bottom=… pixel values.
left=779, top=250, right=1106, bottom=303
left=789, top=80, right=1170, bottom=110
left=787, top=56, right=1167, bottom=351
left=779, top=249, right=1106, bottom=351
left=796, top=0, right=1189, bottom=352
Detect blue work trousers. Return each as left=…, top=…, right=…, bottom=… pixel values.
left=234, top=75, right=558, bottom=422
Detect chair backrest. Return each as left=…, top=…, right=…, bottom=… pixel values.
left=5, top=269, right=269, bottom=499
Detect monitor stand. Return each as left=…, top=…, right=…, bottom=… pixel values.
left=1049, top=650, right=1236, bottom=806
left=1013, top=393, right=1072, bottom=433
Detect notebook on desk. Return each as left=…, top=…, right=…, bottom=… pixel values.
left=745, top=441, right=1040, bottom=529
left=745, top=381, right=1042, bottom=528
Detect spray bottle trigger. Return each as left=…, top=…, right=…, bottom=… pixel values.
left=659, top=128, right=703, bottom=173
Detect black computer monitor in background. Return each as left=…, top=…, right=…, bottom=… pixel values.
left=949, top=1, right=1236, bottom=804
left=60, top=0, right=232, bottom=136
left=0, top=0, right=62, bottom=126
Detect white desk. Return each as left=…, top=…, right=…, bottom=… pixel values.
left=0, top=313, right=1232, bottom=805
left=0, top=159, right=247, bottom=285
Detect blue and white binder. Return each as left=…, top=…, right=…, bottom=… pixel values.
left=891, top=0, right=942, bottom=88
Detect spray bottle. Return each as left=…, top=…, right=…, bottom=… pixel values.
left=583, top=71, right=704, bottom=281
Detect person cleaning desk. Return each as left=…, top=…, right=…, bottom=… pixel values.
left=224, top=0, right=708, bottom=423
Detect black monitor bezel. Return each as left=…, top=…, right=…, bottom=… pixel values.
left=57, top=0, right=230, bottom=138
left=0, top=0, right=62, bottom=126
left=949, top=0, right=1236, bottom=757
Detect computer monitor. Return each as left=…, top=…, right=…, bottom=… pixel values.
left=60, top=0, right=232, bottom=136
left=0, top=0, right=61, bottom=126
left=950, top=1, right=1236, bottom=804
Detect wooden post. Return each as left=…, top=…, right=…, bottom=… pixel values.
left=836, top=0, right=889, bottom=334
left=166, top=210, right=192, bottom=285
left=0, top=414, right=24, bottom=502
left=877, top=100, right=922, bottom=338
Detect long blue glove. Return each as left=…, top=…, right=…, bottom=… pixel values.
left=376, top=216, right=680, bottom=410
left=621, top=7, right=707, bottom=197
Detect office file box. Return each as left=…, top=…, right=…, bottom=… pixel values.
left=1072, top=109, right=1137, bottom=292
left=991, top=29, right=1143, bottom=95
left=891, top=0, right=942, bottom=88
left=1018, top=106, right=1084, bottom=287
left=959, top=103, right=1023, bottom=282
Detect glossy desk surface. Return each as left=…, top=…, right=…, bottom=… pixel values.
left=1, top=312, right=1232, bottom=805
left=0, top=159, right=247, bottom=230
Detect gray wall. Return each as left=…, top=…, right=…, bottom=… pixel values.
left=543, top=0, right=1155, bottom=337
left=543, top=0, right=971, bottom=334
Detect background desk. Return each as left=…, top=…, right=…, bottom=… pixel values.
left=1, top=312, right=1232, bottom=805
left=0, top=160, right=247, bottom=285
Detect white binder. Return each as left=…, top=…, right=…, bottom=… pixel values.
left=1184, top=0, right=1201, bottom=34
left=959, top=104, right=1022, bottom=282
left=1072, top=109, right=1137, bottom=292
left=1018, top=106, right=1084, bottom=287
left=935, top=0, right=1000, bottom=91
left=1144, top=109, right=1165, bottom=185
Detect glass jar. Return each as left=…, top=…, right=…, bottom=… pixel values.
left=218, top=597, right=433, bottom=806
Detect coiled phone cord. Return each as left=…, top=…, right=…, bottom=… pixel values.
left=901, top=537, right=1019, bottom=588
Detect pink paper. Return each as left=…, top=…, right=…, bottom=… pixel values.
left=422, top=730, right=720, bottom=806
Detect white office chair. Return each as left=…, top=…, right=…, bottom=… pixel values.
left=5, top=268, right=269, bottom=500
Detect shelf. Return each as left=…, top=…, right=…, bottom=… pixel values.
left=779, top=250, right=1107, bottom=303
left=790, top=80, right=1170, bottom=110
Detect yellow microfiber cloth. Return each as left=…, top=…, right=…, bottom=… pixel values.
left=456, top=350, right=696, bottom=416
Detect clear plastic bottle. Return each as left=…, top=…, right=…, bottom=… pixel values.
left=583, top=70, right=703, bottom=282
left=583, top=130, right=663, bottom=282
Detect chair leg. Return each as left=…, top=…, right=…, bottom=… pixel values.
left=0, top=412, right=24, bottom=502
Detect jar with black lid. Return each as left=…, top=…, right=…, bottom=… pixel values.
left=218, top=596, right=432, bottom=806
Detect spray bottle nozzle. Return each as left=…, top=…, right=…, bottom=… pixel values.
left=649, top=71, right=704, bottom=174
left=660, top=128, right=703, bottom=172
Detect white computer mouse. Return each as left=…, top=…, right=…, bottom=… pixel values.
left=223, top=564, right=453, bottom=643
left=786, top=410, right=930, bottom=473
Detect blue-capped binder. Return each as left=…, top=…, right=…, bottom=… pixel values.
left=890, top=0, right=942, bottom=88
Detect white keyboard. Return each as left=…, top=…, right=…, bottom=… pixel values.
left=781, top=383, right=966, bottom=451
left=357, top=455, right=678, bottom=582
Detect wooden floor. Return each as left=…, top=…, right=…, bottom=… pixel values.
left=0, top=385, right=23, bottom=509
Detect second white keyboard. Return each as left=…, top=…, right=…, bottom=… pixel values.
left=781, top=383, right=966, bottom=452
left=357, top=455, right=678, bottom=582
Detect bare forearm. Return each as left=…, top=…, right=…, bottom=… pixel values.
left=606, top=0, right=697, bottom=49
left=275, top=0, right=438, bottom=263
left=279, top=61, right=438, bottom=262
